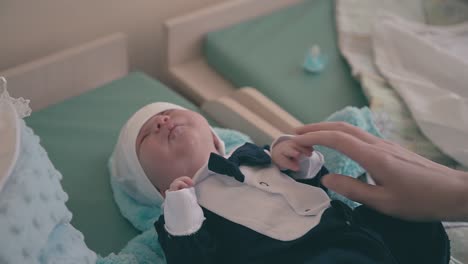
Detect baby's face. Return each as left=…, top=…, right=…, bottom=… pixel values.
left=136, top=109, right=220, bottom=194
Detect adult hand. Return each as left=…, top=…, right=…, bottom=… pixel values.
left=293, top=122, right=468, bottom=222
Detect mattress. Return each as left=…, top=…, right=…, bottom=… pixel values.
left=25, top=72, right=204, bottom=255
left=204, top=0, right=368, bottom=123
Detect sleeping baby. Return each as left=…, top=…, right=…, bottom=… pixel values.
left=111, top=102, right=450, bottom=264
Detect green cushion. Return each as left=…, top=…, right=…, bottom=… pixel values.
left=26, top=72, right=201, bottom=256
left=205, top=0, right=368, bottom=123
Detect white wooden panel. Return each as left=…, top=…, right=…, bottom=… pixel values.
left=0, top=33, right=128, bottom=111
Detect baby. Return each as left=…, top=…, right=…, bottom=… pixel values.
left=111, top=102, right=449, bottom=264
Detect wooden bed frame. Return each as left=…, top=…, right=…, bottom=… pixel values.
left=0, top=33, right=129, bottom=112
left=164, top=0, right=304, bottom=138
left=0, top=31, right=284, bottom=145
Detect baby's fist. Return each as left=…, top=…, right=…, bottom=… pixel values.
left=168, top=176, right=194, bottom=192
left=271, top=139, right=312, bottom=171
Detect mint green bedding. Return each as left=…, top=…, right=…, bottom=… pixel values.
left=25, top=72, right=203, bottom=256
left=204, top=0, right=368, bottom=123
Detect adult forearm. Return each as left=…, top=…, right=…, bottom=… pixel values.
left=458, top=171, right=468, bottom=222
left=443, top=170, right=468, bottom=222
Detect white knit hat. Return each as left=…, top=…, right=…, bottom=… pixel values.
left=109, top=102, right=225, bottom=206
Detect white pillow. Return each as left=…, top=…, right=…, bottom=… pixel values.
left=0, top=85, right=21, bottom=191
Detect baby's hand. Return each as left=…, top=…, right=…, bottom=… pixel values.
left=271, top=139, right=312, bottom=171
left=168, top=176, right=194, bottom=192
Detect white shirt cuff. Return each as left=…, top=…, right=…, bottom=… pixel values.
left=271, top=134, right=294, bottom=149
left=163, top=187, right=205, bottom=236
left=292, top=151, right=325, bottom=179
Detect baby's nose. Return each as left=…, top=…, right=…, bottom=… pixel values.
left=155, top=115, right=171, bottom=130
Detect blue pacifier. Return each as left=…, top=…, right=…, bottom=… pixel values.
left=303, top=45, right=327, bottom=73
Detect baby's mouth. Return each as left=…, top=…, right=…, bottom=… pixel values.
left=169, top=125, right=183, bottom=139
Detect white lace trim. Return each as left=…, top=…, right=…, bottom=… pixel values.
left=0, top=77, right=31, bottom=118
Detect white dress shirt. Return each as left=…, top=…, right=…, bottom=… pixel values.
left=163, top=135, right=330, bottom=241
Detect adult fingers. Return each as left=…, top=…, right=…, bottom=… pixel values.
left=295, top=122, right=380, bottom=144
left=292, top=131, right=374, bottom=169
left=282, top=147, right=301, bottom=160
left=383, top=141, right=452, bottom=173
left=322, top=174, right=389, bottom=212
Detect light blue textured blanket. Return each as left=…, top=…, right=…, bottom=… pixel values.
left=98, top=106, right=382, bottom=264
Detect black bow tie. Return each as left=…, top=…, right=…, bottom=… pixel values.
left=208, top=143, right=271, bottom=182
